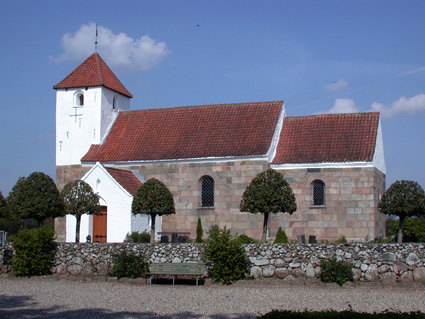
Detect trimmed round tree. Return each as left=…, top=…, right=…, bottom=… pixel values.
left=240, top=168, right=297, bottom=243
left=61, top=180, right=100, bottom=243
left=132, top=178, right=176, bottom=243
left=7, top=172, right=64, bottom=226
left=378, top=180, right=425, bottom=243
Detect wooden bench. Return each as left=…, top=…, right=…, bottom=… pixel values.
left=149, top=262, right=206, bottom=286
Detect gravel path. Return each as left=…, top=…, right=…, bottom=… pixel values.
left=1, top=278, right=425, bottom=318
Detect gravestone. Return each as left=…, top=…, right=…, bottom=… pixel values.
left=297, top=235, right=305, bottom=243
left=161, top=235, right=169, bottom=243
left=308, top=236, right=317, bottom=243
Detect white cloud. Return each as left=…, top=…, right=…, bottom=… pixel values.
left=327, top=98, right=360, bottom=114
left=50, top=23, right=171, bottom=70
left=323, top=78, right=348, bottom=92
left=370, top=94, right=425, bottom=119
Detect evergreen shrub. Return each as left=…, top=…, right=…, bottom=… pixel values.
left=235, top=234, right=258, bottom=245
left=195, top=217, right=203, bottom=243
left=125, top=231, right=151, bottom=243
left=320, top=256, right=353, bottom=286
left=204, top=227, right=249, bottom=284
left=9, top=226, right=56, bottom=276
left=110, top=250, right=148, bottom=279
left=274, top=227, right=288, bottom=243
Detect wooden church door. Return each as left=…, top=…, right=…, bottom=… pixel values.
left=93, top=206, right=107, bottom=242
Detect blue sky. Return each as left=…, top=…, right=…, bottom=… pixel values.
left=1, top=0, right=425, bottom=195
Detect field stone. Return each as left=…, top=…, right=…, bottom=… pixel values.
left=275, top=268, right=289, bottom=279
left=364, top=264, right=378, bottom=281
left=274, top=258, right=285, bottom=268
left=291, top=268, right=306, bottom=278
left=394, top=262, right=408, bottom=274
left=400, top=271, right=414, bottom=282
left=68, top=264, right=83, bottom=275
left=413, top=267, right=425, bottom=282
left=380, top=272, right=396, bottom=283
left=406, top=253, right=420, bottom=266
left=250, top=266, right=262, bottom=279
left=262, top=265, right=275, bottom=277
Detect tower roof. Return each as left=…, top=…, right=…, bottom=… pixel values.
left=53, top=53, right=133, bottom=98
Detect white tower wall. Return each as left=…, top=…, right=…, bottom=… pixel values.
left=56, top=87, right=130, bottom=166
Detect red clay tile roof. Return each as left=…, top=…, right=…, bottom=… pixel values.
left=82, top=101, right=283, bottom=162
left=104, top=166, right=142, bottom=196
left=272, top=112, right=380, bottom=164
left=53, top=53, right=133, bottom=98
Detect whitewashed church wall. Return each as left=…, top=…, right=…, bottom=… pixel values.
left=100, top=87, right=130, bottom=141
left=373, top=119, right=386, bottom=174
left=56, top=88, right=103, bottom=166
left=81, top=165, right=133, bottom=243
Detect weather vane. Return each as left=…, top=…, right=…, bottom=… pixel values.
left=95, top=23, right=98, bottom=52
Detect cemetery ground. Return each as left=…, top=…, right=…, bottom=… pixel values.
left=0, top=276, right=425, bottom=318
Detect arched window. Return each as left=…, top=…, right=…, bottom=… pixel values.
left=312, top=180, right=325, bottom=206
left=113, top=96, right=118, bottom=110
left=75, top=92, right=84, bottom=106
left=201, top=176, right=214, bottom=207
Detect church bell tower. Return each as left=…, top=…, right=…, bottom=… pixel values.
left=53, top=53, right=133, bottom=166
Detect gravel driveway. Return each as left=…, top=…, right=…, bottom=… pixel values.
left=1, top=277, right=425, bottom=318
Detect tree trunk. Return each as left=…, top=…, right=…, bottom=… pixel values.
left=150, top=214, right=156, bottom=244
left=76, top=215, right=81, bottom=243
left=397, top=216, right=405, bottom=243
left=261, top=212, right=269, bottom=243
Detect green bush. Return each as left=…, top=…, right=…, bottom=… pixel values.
left=125, top=231, right=151, bottom=243
left=195, top=217, right=203, bottom=243
left=274, top=227, right=288, bottom=243
left=259, top=309, right=425, bottom=319
left=110, top=250, right=148, bottom=279
left=9, top=226, right=56, bottom=276
left=204, top=227, right=249, bottom=284
left=335, top=235, right=348, bottom=243
left=235, top=234, right=258, bottom=245
left=320, top=256, right=353, bottom=286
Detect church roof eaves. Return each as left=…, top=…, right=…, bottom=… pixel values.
left=81, top=101, right=283, bottom=162
left=53, top=53, right=133, bottom=98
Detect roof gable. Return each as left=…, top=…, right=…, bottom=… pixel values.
left=82, top=101, right=283, bottom=162
left=104, top=166, right=142, bottom=196
left=272, top=112, right=380, bottom=164
left=53, top=53, right=133, bottom=98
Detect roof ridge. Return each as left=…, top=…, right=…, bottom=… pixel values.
left=118, top=100, right=284, bottom=114
left=95, top=53, right=104, bottom=86
left=285, top=111, right=380, bottom=120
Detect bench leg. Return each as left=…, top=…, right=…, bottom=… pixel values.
left=196, top=276, right=198, bottom=287
left=173, top=276, right=175, bottom=286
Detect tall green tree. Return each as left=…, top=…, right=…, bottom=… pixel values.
left=61, top=180, right=100, bottom=243
left=378, top=180, right=425, bottom=243
left=7, top=172, right=64, bottom=226
left=240, top=168, right=297, bottom=243
left=132, top=178, right=176, bottom=243
left=0, top=191, right=10, bottom=219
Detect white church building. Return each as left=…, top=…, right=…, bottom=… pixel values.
left=54, top=53, right=386, bottom=243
